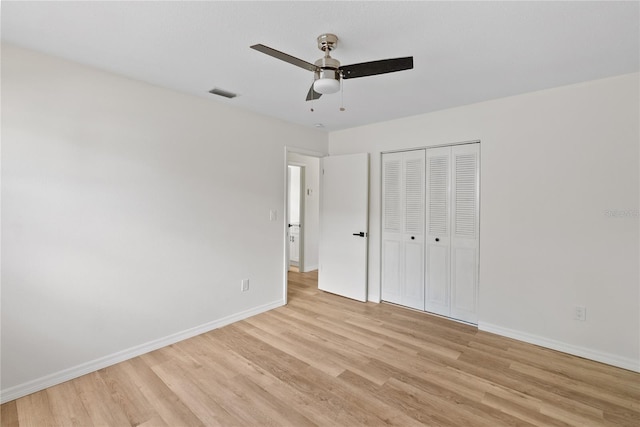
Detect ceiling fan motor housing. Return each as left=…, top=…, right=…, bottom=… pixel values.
left=314, top=56, right=340, bottom=78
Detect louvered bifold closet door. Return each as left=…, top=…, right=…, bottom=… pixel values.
left=449, top=144, right=480, bottom=324
left=425, top=147, right=452, bottom=317
left=381, top=153, right=403, bottom=305
left=381, top=150, right=425, bottom=310
left=401, top=150, right=425, bottom=310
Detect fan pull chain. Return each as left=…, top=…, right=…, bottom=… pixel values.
left=310, top=74, right=315, bottom=112
left=339, top=75, right=346, bottom=112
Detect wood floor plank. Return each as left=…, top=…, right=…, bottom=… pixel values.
left=136, top=415, right=170, bottom=427
left=227, top=374, right=317, bottom=427
left=335, top=369, right=428, bottom=427
left=69, top=371, right=132, bottom=427
left=510, top=361, right=640, bottom=411
left=213, top=328, right=378, bottom=426
left=240, top=318, right=347, bottom=377
left=0, top=399, right=20, bottom=427
left=123, top=357, right=205, bottom=426
left=372, top=359, right=531, bottom=427
left=481, top=392, right=572, bottom=427
left=3, top=269, right=639, bottom=426
left=502, top=345, right=640, bottom=392
left=150, top=357, right=245, bottom=426
left=98, top=362, right=159, bottom=426
left=45, top=380, right=94, bottom=427
left=433, top=349, right=629, bottom=425
left=15, top=391, right=56, bottom=427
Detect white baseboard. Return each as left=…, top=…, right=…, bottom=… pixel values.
left=478, top=322, right=640, bottom=373
left=0, top=299, right=285, bottom=404
left=301, top=264, right=318, bottom=272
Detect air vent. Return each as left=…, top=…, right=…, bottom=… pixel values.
left=208, top=87, right=237, bottom=98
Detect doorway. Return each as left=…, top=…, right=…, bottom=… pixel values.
left=287, top=165, right=304, bottom=272
left=284, top=149, right=371, bottom=304
left=284, top=149, right=322, bottom=302
left=282, top=147, right=325, bottom=304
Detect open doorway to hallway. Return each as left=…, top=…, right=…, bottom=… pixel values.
left=286, top=153, right=320, bottom=275
left=287, top=164, right=303, bottom=272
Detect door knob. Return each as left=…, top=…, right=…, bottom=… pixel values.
left=352, top=232, right=366, bottom=237
left=411, top=236, right=415, bottom=240
left=435, top=238, right=440, bottom=242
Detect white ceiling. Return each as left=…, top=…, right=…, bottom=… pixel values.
left=2, top=1, right=638, bottom=132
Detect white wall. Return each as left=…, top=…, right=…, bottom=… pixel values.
left=0, top=44, right=328, bottom=400
left=329, top=73, right=639, bottom=371
left=288, top=153, right=320, bottom=271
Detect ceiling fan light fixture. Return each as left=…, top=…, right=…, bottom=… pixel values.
left=313, top=77, right=340, bottom=94
left=313, top=58, right=341, bottom=95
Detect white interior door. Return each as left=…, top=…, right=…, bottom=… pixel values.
left=318, top=153, right=369, bottom=302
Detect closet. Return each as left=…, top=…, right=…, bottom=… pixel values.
left=381, top=143, right=480, bottom=324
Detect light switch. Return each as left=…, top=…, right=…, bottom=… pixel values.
left=269, top=209, right=277, bottom=221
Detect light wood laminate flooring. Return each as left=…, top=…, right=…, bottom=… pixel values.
left=2, top=270, right=639, bottom=426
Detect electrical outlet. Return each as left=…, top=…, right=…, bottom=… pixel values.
left=241, top=279, right=249, bottom=292
left=574, top=306, right=586, bottom=321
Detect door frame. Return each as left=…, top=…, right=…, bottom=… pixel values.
left=283, top=146, right=326, bottom=304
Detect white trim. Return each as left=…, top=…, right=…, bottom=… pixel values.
left=302, top=263, right=318, bottom=272
left=285, top=146, right=326, bottom=158
left=479, top=322, right=640, bottom=373
left=0, top=299, right=285, bottom=404
left=380, top=139, right=481, bottom=155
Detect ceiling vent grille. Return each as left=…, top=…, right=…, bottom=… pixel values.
left=208, top=87, right=237, bottom=98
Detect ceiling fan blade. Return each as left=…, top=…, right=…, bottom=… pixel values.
left=250, top=44, right=318, bottom=72
left=340, top=57, right=413, bottom=79
left=305, top=84, right=322, bottom=101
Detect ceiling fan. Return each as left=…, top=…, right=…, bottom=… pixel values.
left=251, top=34, right=413, bottom=101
